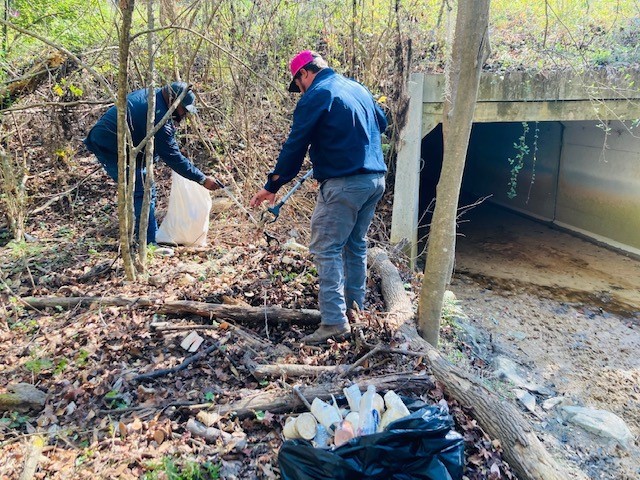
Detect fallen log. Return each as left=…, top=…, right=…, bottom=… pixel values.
left=158, top=300, right=321, bottom=326
left=368, top=247, right=585, bottom=480
left=249, top=363, right=347, bottom=380
left=208, top=372, right=433, bottom=418
left=1, top=51, right=72, bottom=109
left=20, top=296, right=155, bottom=309
left=20, top=297, right=321, bottom=328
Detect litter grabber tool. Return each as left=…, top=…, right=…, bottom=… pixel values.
left=213, top=178, right=261, bottom=227
left=212, top=178, right=278, bottom=244
left=260, top=169, right=314, bottom=226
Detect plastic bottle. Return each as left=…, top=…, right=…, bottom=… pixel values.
left=373, top=393, right=385, bottom=416
left=379, top=390, right=411, bottom=431
left=357, top=385, right=380, bottom=436
left=311, top=398, right=341, bottom=434
left=334, top=420, right=355, bottom=447
left=384, top=390, right=410, bottom=413
left=343, top=384, right=362, bottom=412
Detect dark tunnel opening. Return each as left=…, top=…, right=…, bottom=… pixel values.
left=417, top=121, right=564, bottom=256
left=416, top=120, right=640, bottom=319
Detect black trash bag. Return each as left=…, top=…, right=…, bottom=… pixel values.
left=278, top=404, right=464, bottom=480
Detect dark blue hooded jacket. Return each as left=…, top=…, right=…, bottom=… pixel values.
left=84, top=88, right=206, bottom=184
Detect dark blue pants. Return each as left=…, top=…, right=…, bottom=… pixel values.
left=84, top=132, right=157, bottom=244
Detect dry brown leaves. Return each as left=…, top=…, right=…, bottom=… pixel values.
left=0, top=155, right=514, bottom=479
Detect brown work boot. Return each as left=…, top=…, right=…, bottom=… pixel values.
left=301, top=323, right=351, bottom=345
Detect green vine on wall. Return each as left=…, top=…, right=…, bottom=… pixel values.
left=525, top=121, right=539, bottom=204
left=507, top=121, right=539, bottom=200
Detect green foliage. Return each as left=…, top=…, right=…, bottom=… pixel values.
left=5, top=239, right=45, bottom=259
left=271, top=270, right=298, bottom=283
left=507, top=122, right=540, bottom=200
left=52, top=79, right=83, bottom=98
left=7, top=0, right=114, bottom=57
left=75, top=449, right=95, bottom=467
left=590, top=17, right=640, bottom=67
left=507, top=122, right=530, bottom=199
left=488, top=0, right=640, bottom=71
left=104, top=390, right=129, bottom=410
left=0, top=411, right=30, bottom=429
left=54, top=358, right=69, bottom=375
left=203, top=391, right=215, bottom=402
left=75, top=349, right=90, bottom=367
left=525, top=122, right=540, bottom=204
left=8, top=317, right=37, bottom=333
left=440, top=292, right=465, bottom=330
left=142, top=457, right=220, bottom=480
left=24, top=354, right=53, bottom=374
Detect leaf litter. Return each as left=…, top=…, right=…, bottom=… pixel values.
left=0, top=155, right=514, bottom=479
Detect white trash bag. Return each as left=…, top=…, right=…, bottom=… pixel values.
left=157, top=171, right=212, bottom=247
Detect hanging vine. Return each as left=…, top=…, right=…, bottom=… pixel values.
left=525, top=121, right=539, bottom=204
left=507, top=121, right=540, bottom=200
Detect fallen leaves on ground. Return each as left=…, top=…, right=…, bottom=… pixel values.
left=0, top=157, right=514, bottom=479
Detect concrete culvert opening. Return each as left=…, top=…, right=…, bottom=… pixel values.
left=418, top=119, right=640, bottom=321
left=392, top=71, right=640, bottom=478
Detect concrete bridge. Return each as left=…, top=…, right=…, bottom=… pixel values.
left=390, top=70, right=640, bottom=260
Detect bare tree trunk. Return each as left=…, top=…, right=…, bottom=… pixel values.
left=117, top=0, right=136, bottom=280
left=0, top=147, right=26, bottom=240
left=418, top=0, right=491, bottom=346
left=138, top=0, right=156, bottom=268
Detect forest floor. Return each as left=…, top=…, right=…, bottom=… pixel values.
left=0, top=155, right=638, bottom=479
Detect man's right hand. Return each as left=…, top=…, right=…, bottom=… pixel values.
left=250, top=188, right=275, bottom=208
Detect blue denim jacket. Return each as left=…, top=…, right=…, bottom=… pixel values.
left=265, top=68, right=387, bottom=193
left=84, top=88, right=206, bottom=184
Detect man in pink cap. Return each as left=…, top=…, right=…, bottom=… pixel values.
left=250, top=50, right=388, bottom=345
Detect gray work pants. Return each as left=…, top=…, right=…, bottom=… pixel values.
left=309, top=173, right=385, bottom=326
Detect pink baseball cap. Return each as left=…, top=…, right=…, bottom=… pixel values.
left=288, top=50, right=315, bottom=92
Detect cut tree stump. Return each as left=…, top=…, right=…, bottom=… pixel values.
left=368, top=247, right=586, bottom=480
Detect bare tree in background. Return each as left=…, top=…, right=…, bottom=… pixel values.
left=116, top=0, right=136, bottom=280
left=137, top=0, right=156, bottom=269
left=418, top=0, right=491, bottom=346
